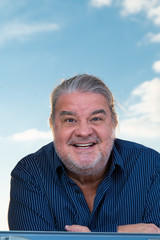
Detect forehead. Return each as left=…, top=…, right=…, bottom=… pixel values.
left=55, top=91, right=110, bottom=115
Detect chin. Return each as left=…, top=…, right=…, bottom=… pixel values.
left=62, top=153, right=110, bottom=177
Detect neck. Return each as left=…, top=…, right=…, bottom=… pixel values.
left=66, top=167, right=107, bottom=187
left=67, top=168, right=107, bottom=213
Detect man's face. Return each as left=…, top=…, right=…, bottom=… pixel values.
left=52, top=91, right=116, bottom=176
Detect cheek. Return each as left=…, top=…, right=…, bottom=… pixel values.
left=53, top=127, right=74, bottom=144
left=97, top=125, right=114, bottom=138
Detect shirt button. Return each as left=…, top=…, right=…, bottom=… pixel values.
left=75, top=190, right=80, bottom=194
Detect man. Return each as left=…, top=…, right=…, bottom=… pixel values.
left=8, top=74, right=160, bottom=233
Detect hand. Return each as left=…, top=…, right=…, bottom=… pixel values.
left=118, top=223, right=160, bottom=233
left=65, top=225, right=91, bottom=232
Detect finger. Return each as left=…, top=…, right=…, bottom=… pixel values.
left=65, top=225, right=90, bottom=232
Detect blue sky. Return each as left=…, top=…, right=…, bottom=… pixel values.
left=0, top=0, right=160, bottom=230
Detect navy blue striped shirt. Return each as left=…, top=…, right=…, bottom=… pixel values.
left=8, top=138, right=160, bottom=232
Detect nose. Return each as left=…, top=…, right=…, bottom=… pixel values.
left=74, top=121, right=94, bottom=138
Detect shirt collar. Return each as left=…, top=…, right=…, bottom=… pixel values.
left=108, top=139, right=125, bottom=176
left=52, top=142, right=64, bottom=174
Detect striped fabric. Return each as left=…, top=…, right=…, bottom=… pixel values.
left=8, top=138, right=160, bottom=232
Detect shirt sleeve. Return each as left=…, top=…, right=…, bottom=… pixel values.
left=142, top=166, right=160, bottom=228
left=8, top=157, right=55, bottom=231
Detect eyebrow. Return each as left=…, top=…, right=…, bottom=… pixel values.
left=60, top=109, right=107, bottom=117
left=91, top=109, right=107, bottom=115
left=60, top=111, right=76, bottom=116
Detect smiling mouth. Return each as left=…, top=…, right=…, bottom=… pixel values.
left=72, top=142, right=96, bottom=149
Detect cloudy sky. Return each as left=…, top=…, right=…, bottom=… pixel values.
left=0, top=0, right=160, bottom=230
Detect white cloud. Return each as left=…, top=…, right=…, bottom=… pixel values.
left=119, top=116, right=160, bottom=138
left=0, top=21, right=59, bottom=46
left=119, top=0, right=160, bottom=26
left=147, top=5, right=160, bottom=25
left=90, top=0, right=112, bottom=8
left=129, top=78, right=160, bottom=120
left=11, top=129, right=52, bottom=142
left=121, top=0, right=157, bottom=15
left=138, top=32, right=160, bottom=45
left=119, top=78, right=160, bottom=138
left=90, top=0, right=160, bottom=26
left=120, top=0, right=149, bottom=15
left=152, top=60, right=160, bottom=73
left=145, top=32, right=160, bottom=43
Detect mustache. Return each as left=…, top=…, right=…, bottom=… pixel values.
left=67, top=136, right=101, bottom=145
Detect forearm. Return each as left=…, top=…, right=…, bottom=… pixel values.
left=117, top=223, right=160, bottom=233
left=65, top=223, right=160, bottom=233
left=65, top=224, right=117, bottom=232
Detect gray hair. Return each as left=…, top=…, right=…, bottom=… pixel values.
left=49, top=74, right=118, bottom=127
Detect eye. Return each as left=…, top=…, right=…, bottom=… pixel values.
left=65, top=118, right=76, bottom=123
left=91, top=117, right=102, bottom=122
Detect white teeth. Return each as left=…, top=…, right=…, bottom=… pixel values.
left=74, top=143, right=94, bottom=148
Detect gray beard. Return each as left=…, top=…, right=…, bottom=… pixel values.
left=54, top=141, right=114, bottom=177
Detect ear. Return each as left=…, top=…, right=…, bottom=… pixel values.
left=49, top=117, right=54, bottom=130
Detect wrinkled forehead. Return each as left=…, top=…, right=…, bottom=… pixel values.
left=55, top=91, right=111, bottom=116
